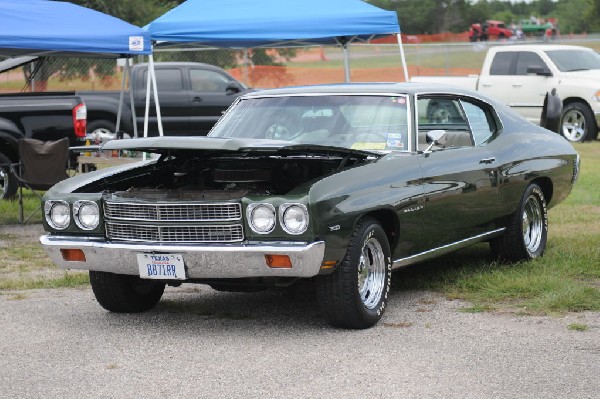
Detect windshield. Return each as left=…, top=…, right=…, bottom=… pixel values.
left=545, top=49, right=600, bottom=72
left=209, top=95, right=410, bottom=152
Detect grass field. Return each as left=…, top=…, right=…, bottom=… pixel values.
left=0, top=142, right=598, bottom=316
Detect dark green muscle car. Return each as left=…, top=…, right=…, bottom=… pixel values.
left=40, top=83, right=579, bottom=329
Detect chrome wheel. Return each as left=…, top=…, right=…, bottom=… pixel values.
left=357, top=237, right=386, bottom=310
left=561, top=108, right=586, bottom=142
left=523, top=194, right=543, bottom=254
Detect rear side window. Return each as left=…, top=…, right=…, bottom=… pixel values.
left=460, top=100, right=495, bottom=145
left=490, top=52, right=517, bottom=75
left=141, top=69, right=184, bottom=91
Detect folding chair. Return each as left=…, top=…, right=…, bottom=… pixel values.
left=10, top=138, right=70, bottom=224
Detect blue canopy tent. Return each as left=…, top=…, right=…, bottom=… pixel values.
left=0, top=0, right=151, bottom=58
left=146, top=0, right=408, bottom=83
left=0, top=0, right=153, bottom=137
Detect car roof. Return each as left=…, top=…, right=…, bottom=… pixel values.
left=241, top=82, right=482, bottom=98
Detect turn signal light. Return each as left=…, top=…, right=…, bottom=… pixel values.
left=265, top=254, right=292, bottom=268
left=60, top=249, right=86, bottom=262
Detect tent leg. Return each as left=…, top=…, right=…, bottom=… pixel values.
left=126, top=60, right=139, bottom=138
left=396, top=33, right=409, bottom=82
left=115, top=59, right=127, bottom=133
left=343, top=45, right=351, bottom=83
left=143, top=55, right=152, bottom=139
left=148, top=54, right=164, bottom=137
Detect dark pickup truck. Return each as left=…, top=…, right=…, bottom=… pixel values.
left=80, top=62, right=250, bottom=137
left=0, top=91, right=87, bottom=199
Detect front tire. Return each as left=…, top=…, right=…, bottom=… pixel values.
left=89, top=271, right=165, bottom=313
left=490, top=184, right=548, bottom=262
left=0, top=152, right=17, bottom=200
left=316, top=217, right=392, bottom=329
left=560, top=102, right=598, bottom=142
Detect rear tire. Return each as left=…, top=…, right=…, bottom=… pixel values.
left=490, top=184, right=548, bottom=262
left=316, top=217, right=392, bottom=329
left=560, top=102, right=598, bottom=142
left=89, top=271, right=165, bottom=313
left=0, top=152, right=17, bottom=200
left=87, top=119, right=116, bottom=136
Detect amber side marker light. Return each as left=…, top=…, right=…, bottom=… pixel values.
left=60, top=249, right=86, bottom=262
left=265, top=254, right=292, bottom=268
left=320, top=261, right=337, bottom=270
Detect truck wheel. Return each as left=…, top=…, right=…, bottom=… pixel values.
left=0, top=152, right=17, bottom=200
left=89, top=271, right=165, bottom=313
left=316, top=217, right=392, bottom=329
left=87, top=120, right=116, bottom=136
left=490, top=184, right=548, bottom=262
left=561, top=102, right=598, bottom=142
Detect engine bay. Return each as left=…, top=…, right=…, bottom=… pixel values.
left=78, top=151, right=370, bottom=199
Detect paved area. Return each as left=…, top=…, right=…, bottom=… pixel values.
left=1, top=285, right=598, bottom=398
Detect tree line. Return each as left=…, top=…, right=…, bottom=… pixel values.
left=367, top=0, right=600, bottom=35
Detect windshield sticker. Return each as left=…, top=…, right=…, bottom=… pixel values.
left=391, top=97, right=407, bottom=105
left=351, top=142, right=387, bottom=150
left=386, top=133, right=404, bottom=149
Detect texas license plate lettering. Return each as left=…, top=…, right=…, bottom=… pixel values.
left=137, top=253, right=186, bottom=280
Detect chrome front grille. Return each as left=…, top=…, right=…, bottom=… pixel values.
left=106, top=222, right=244, bottom=243
left=103, top=200, right=244, bottom=243
left=104, top=201, right=242, bottom=222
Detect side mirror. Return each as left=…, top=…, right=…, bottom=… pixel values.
left=226, top=83, right=241, bottom=95
left=424, top=129, right=448, bottom=153
left=526, top=65, right=552, bottom=77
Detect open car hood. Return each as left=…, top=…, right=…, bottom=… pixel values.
left=101, top=136, right=381, bottom=159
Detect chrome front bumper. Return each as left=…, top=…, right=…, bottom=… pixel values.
left=40, top=235, right=326, bottom=279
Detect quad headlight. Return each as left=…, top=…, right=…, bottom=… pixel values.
left=73, top=201, right=100, bottom=230
left=247, top=203, right=276, bottom=234
left=280, top=204, right=309, bottom=235
left=44, top=200, right=70, bottom=230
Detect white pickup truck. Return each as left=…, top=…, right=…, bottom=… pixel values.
left=411, top=44, right=600, bottom=142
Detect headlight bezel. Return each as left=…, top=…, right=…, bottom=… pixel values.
left=247, top=203, right=277, bottom=234
left=73, top=200, right=100, bottom=230
left=279, top=203, right=309, bottom=235
left=44, top=200, right=71, bottom=230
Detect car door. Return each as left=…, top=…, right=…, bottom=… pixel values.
left=479, top=51, right=557, bottom=124
left=187, top=67, right=245, bottom=135
left=415, top=95, right=500, bottom=251
left=134, top=67, right=191, bottom=135
left=508, top=51, right=558, bottom=123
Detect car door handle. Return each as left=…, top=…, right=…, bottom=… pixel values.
left=512, top=83, right=522, bottom=88
left=480, top=83, right=492, bottom=88
left=479, top=157, right=496, bottom=164
left=192, top=97, right=203, bottom=102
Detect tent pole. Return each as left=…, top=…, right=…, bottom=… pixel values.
left=115, top=59, right=127, bottom=133
left=343, top=45, right=350, bottom=82
left=126, top=59, right=139, bottom=138
left=148, top=54, right=164, bottom=137
left=143, top=54, right=151, bottom=139
left=396, top=33, right=409, bottom=82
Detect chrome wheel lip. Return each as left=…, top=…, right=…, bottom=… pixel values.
left=561, top=109, right=586, bottom=142
left=523, top=195, right=543, bottom=254
left=0, top=167, right=7, bottom=198
left=357, top=237, right=386, bottom=310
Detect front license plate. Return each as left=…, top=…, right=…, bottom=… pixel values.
left=137, top=253, right=186, bottom=280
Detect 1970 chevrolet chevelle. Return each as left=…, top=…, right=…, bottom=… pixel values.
left=40, top=83, right=579, bottom=329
